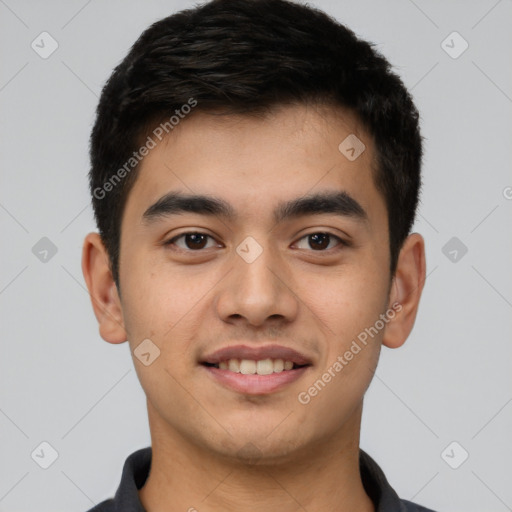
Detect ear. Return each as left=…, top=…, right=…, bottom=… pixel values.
left=382, top=232, right=426, bottom=349
left=81, top=232, right=127, bottom=344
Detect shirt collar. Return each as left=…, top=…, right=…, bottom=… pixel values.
left=104, top=446, right=421, bottom=512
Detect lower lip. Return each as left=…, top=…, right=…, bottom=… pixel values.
left=202, top=365, right=310, bottom=395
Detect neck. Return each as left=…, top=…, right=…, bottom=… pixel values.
left=139, top=401, right=374, bottom=512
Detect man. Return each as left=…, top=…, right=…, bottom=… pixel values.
left=82, top=0, right=435, bottom=510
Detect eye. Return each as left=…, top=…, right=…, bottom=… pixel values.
left=164, top=231, right=347, bottom=253
left=294, top=232, right=345, bottom=251
left=165, top=232, right=219, bottom=251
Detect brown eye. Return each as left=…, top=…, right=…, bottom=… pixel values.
left=166, top=232, right=217, bottom=251
left=295, top=232, right=344, bottom=251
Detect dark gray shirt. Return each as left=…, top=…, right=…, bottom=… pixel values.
left=86, top=447, right=438, bottom=512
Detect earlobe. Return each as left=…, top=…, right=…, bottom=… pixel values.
left=382, top=233, right=426, bottom=349
left=81, top=232, right=127, bottom=344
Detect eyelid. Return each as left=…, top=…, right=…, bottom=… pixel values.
left=293, top=231, right=348, bottom=251
left=164, top=230, right=349, bottom=252
left=164, top=231, right=220, bottom=251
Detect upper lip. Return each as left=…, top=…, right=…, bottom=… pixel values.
left=201, top=344, right=313, bottom=366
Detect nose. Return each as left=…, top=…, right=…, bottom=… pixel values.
left=214, top=238, right=299, bottom=328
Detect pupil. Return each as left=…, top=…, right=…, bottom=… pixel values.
left=187, top=233, right=207, bottom=249
left=310, top=233, right=329, bottom=250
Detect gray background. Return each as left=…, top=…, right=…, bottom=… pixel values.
left=1, top=0, right=511, bottom=511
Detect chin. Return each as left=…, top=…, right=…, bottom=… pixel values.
left=209, top=428, right=310, bottom=466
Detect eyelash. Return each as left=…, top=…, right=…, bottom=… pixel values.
left=164, top=231, right=348, bottom=253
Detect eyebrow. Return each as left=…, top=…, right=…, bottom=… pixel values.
left=142, top=190, right=368, bottom=225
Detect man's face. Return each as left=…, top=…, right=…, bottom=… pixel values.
left=117, top=104, right=392, bottom=462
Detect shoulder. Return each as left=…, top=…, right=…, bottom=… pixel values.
left=400, top=498, right=439, bottom=511
left=83, top=499, right=115, bottom=512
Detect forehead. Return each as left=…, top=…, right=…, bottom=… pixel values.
left=122, top=103, right=385, bottom=228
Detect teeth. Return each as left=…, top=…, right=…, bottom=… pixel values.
left=228, top=359, right=240, bottom=372
left=256, top=359, right=274, bottom=375
left=273, top=359, right=284, bottom=372
left=216, top=358, right=299, bottom=375
left=240, top=359, right=256, bottom=375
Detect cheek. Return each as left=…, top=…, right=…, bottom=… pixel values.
left=298, top=277, right=386, bottom=416
left=119, top=253, right=214, bottom=374
left=297, top=344, right=380, bottom=433
left=298, top=257, right=388, bottom=406
left=119, top=247, right=184, bottom=339
left=304, top=258, right=389, bottom=339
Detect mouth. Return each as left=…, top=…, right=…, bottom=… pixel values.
left=200, top=345, right=313, bottom=395
left=202, top=358, right=308, bottom=374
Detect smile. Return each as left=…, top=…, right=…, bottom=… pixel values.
left=204, top=358, right=306, bottom=375
left=200, top=344, right=313, bottom=395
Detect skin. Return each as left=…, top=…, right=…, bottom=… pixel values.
left=82, top=103, right=425, bottom=512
